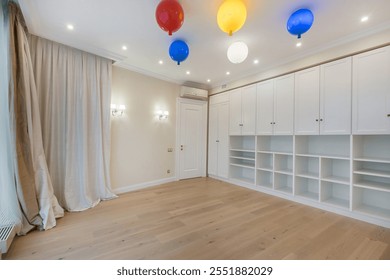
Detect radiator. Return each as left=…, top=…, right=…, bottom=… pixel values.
left=0, top=210, right=17, bottom=256
left=0, top=225, right=16, bottom=255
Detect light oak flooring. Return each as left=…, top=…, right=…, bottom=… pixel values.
left=4, top=177, right=390, bottom=260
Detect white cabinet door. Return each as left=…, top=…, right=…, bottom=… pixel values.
left=229, top=89, right=242, bottom=135
left=241, top=84, right=257, bottom=135
left=352, top=46, right=390, bottom=134
left=208, top=104, right=218, bottom=176
left=295, top=66, right=320, bottom=135
left=274, top=74, right=295, bottom=135
left=256, top=80, right=274, bottom=135
left=320, top=57, right=352, bottom=135
left=217, top=102, right=229, bottom=178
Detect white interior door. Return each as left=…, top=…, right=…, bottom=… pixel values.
left=178, top=99, right=207, bottom=180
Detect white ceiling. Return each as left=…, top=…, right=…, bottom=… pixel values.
left=19, top=0, right=390, bottom=89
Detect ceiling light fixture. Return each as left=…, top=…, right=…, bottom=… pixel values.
left=186, top=71, right=190, bottom=75
left=227, top=41, right=248, bottom=64
left=226, top=71, right=230, bottom=75
left=287, top=9, right=314, bottom=39
left=253, top=59, right=259, bottom=64
left=207, top=79, right=211, bottom=83
left=66, top=24, right=74, bottom=30
left=122, top=45, right=127, bottom=50
left=159, top=60, right=164, bottom=65
left=361, top=16, right=369, bottom=22
left=217, top=0, right=247, bottom=36
left=296, top=42, right=302, bottom=47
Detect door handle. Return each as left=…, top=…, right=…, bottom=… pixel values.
left=180, top=145, right=184, bottom=151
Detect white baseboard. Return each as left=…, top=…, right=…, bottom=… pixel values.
left=114, top=177, right=176, bottom=195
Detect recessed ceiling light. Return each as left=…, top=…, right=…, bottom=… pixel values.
left=296, top=42, right=302, bottom=47
left=253, top=59, right=259, bottom=64
left=226, top=71, right=230, bottom=75
left=207, top=79, right=211, bottom=83
left=66, top=24, right=74, bottom=30
left=159, top=60, right=163, bottom=65
left=122, top=45, right=127, bottom=50
left=361, top=16, right=369, bottom=22
left=186, top=71, right=190, bottom=75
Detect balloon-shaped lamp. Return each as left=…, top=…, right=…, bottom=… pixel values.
left=227, top=42, right=248, bottom=64
left=169, top=40, right=189, bottom=65
left=287, top=9, right=314, bottom=39
left=155, top=0, right=184, bottom=36
left=217, top=0, right=247, bottom=36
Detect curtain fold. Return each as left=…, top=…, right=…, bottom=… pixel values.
left=0, top=0, right=23, bottom=234
left=8, top=2, right=64, bottom=232
left=28, top=36, right=116, bottom=211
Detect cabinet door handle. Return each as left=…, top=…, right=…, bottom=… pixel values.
left=216, top=140, right=220, bottom=143
left=315, top=119, right=319, bottom=122
left=320, top=118, right=323, bottom=121
left=387, top=114, right=390, bottom=117
left=180, top=145, right=184, bottom=151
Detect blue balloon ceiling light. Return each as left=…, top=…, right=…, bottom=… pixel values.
left=287, top=9, right=314, bottom=39
left=169, top=40, right=189, bottom=65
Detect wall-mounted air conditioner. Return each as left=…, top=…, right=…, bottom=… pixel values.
left=180, top=86, right=208, bottom=100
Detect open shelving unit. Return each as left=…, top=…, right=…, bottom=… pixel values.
left=256, top=136, right=294, bottom=193
left=229, top=136, right=256, bottom=184
left=294, top=136, right=351, bottom=204
left=352, top=135, right=390, bottom=220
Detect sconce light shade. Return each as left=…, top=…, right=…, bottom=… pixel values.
left=157, top=110, right=170, bottom=120
left=227, top=41, right=248, bottom=64
left=217, top=0, right=247, bottom=36
left=111, top=104, right=126, bottom=117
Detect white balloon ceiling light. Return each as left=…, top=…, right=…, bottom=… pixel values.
left=227, top=41, right=248, bottom=64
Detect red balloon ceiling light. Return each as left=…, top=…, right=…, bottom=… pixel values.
left=155, top=0, right=184, bottom=36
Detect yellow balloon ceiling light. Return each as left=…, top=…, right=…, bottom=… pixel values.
left=217, top=0, right=247, bottom=36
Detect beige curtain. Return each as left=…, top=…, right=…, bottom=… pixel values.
left=8, top=2, right=64, bottom=232
left=28, top=36, right=116, bottom=211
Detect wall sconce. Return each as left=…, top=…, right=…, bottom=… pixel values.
left=111, top=104, right=126, bottom=117
left=157, top=110, right=169, bottom=120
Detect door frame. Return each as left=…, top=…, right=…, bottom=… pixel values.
left=175, top=97, right=208, bottom=180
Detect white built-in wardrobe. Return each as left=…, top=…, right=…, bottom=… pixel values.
left=208, top=45, right=390, bottom=228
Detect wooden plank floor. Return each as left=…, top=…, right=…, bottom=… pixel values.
left=4, top=177, right=390, bottom=260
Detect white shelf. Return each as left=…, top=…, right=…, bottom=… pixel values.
left=296, top=153, right=349, bottom=160
left=275, top=186, right=293, bottom=194
left=230, top=156, right=255, bottom=161
left=273, top=152, right=293, bottom=156
left=231, top=176, right=255, bottom=185
left=321, top=175, right=350, bottom=185
left=296, top=172, right=319, bottom=179
left=257, top=183, right=273, bottom=189
left=230, top=163, right=255, bottom=170
left=354, top=204, right=390, bottom=220
left=257, top=167, right=273, bottom=172
left=354, top=169, right=390, bottom=178
left=354, top=181, right=390, bottom=193
left=275, top=169, right=293, bottom=175
left=298, top=191, right=319, bottom=201
left=230, top=148, right=255, bottom=153
left=354, top=157, right=390, bottom=164
left=257, top=150, right=274, bottom=154
left=322, top=197, right=350, bottom=209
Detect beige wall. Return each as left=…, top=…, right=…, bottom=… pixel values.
left=210, top=28, right=390, bottom=95
left=111, top=66, right=180, bottom=191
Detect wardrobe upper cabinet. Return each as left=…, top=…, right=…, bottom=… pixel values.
left=295, top=59, right=352, bottom=135
left=352, top=46, right=390, bottom=134
left=295, top=66, right=320, bottom=135
left=256, top=74, right=294, bottom=135
left=320, top=57, right=352, bottom=135
left=229, top=85, right=256, bottom=135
